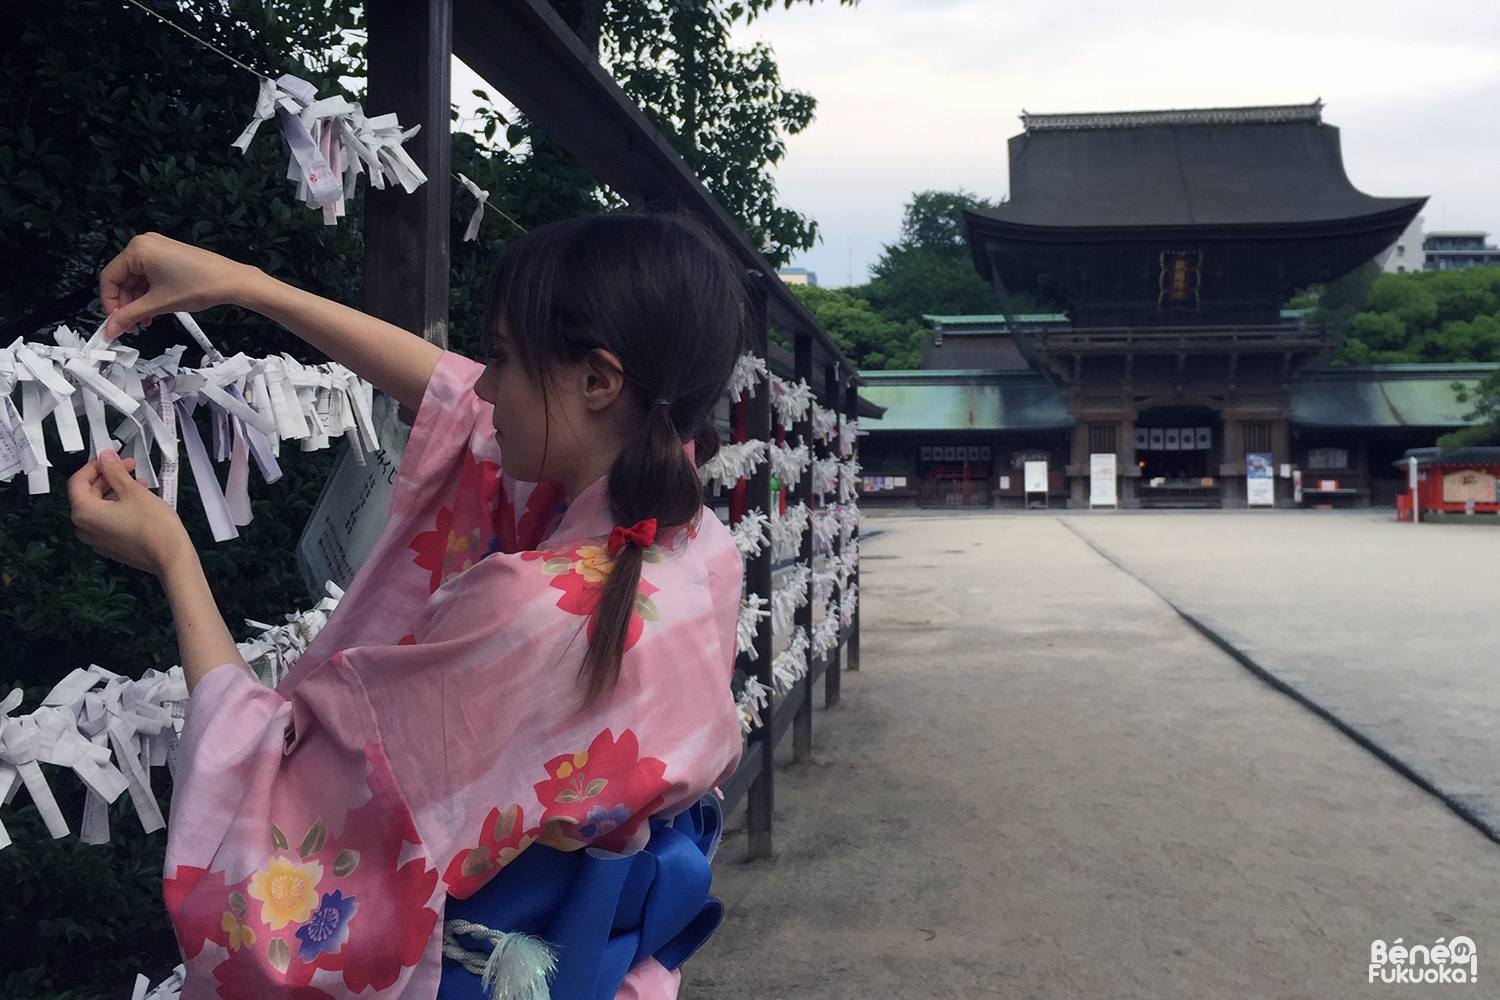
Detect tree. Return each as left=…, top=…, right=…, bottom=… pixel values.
left=2, top=2, right=847, bottom=994
left=1326, top=265, right=1500, bottom=365
left=599, top=0, right=856, bottom=268
left=853, top=190, right=1048, bottom=325
left=788, top=283, right=922, bottom=370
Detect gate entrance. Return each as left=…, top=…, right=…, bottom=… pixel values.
left=1135, top=406, right=1222, bottom=508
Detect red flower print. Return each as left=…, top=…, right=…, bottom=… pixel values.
left=504, top=480, right=569, bottom=553
left=442, top=803, right=538, bottom=899
left=520, top=540, right=661, bottom=651
left=409, top=450, right=502, bottom=591
left=532, top=729, right=670, bottom=853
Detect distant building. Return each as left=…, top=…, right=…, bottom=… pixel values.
left=852, top=102, right=1492, bottom=511
left=1379, top=218, right=1500, bottom=272
left=1380, top=214, right=1425, bottom=273
left=777, top=267, right=817, bottom=286
left=1423, top=232, right=1500, bottom=270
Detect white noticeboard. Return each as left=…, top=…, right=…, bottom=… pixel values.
left=297, top=395, right=410, bottom=597
left=1089, top=452, right=1117, bottom=507
left=1024, top=460, right=1049, bottom=494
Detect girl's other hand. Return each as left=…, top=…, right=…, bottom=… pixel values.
left=99, top=233, right=259, bottom=339
left=69, top=450, right=196, bottom=578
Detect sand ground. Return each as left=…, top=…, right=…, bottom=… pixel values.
left=680, top=512, right=1500, bottom=1000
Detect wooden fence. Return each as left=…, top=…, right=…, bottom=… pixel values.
left=363, top=0, right=870, bottom=857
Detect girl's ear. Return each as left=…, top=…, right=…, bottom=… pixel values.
left=580, top=348, right=627, bottom=412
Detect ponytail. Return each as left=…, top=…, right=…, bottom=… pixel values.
left=582, top=403, right=705, bottom=702
left=481, top=211, right=746, bottom=703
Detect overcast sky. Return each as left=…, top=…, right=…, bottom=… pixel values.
left=728, top=0, right=1500, bottom=286
left=456, top=1, right=1500, bottom=288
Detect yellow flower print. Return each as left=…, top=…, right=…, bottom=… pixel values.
left=221, top=911, right=256, bottom=951
left=574, top=545, right=614, bottom=584
left=248, top=856, right=323, bottom=930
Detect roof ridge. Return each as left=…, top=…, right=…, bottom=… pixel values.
left=1021, top=102, right=1323, bottom=132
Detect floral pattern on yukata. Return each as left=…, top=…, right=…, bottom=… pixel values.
left=520, top=539, right=661, bottom=650
left=165, top=747, right=440, bottom=999
left=442, top=728, right=671, bottom=899
left=408, top=450, right=569, bottom=592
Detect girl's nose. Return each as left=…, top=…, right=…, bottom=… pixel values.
left=474, top=365, right=497, bottom=403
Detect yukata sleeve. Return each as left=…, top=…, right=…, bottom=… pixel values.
left=163, top=662, right=446, bottom=1000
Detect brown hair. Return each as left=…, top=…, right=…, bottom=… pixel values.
left=481, top=212, right=746, bottom=701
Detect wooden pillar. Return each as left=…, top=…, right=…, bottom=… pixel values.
left=792, top=335, right=816, bottom=759
left=365, top=0, right=453, bottom=347
left=743, top=280, right=775, bottom=860
left=842, top=377, right=860, bottom=675
left=821, top=363, right=843, bottom=705
left=1119, top=415, right=1140, bottom=508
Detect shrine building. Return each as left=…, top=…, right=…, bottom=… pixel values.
left=857, top=103, right=1496, bottom=508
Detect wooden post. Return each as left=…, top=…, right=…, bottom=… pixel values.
left=364, top=0, right=453, bottom=347
left=792, top=334, right=815, bottom=760
left=743, top=278, right=775, bottom=860
left=822, top=363, right=843, bottom=707
left=843, top=376, right=861, bottom=674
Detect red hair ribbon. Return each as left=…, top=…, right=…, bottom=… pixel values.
left=607, top=518, right=658, bottom=556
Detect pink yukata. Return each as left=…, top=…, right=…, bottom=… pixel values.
left=164, top=353, right=745, bottom=1000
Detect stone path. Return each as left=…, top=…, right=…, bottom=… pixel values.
left=681, top=513, right=1500, bottom=1000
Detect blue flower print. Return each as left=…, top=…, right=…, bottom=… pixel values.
left=578, top=804, right=631, bottom=841
left=294, top=889, right=358, bottom=963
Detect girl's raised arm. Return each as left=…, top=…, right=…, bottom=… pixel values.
left=100, top=232, right=442, bottom=411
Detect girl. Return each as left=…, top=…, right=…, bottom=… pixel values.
left=69, top=214, right=748, bottom=1000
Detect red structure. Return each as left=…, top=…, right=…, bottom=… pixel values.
left=1396, top=447, right=1500, bottom=520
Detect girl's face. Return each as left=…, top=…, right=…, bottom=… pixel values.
left=473, top=333, right=561, bottom=484
left=472, top=329, right=633, bottom=497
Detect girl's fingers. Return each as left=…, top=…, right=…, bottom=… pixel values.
left=97, top=450, right=142, bottom=496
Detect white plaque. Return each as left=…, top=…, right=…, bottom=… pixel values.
left=1024, top=460, right=1049, bottom=494
left=1089, top=452, right=1118, bottom=507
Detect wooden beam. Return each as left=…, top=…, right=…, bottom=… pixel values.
left=365, top=0, right=453, bottom=347
left=451, top=0, right=852, bottom=374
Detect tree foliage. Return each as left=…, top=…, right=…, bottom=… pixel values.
left=1324, top=265, right=1500, bottom=366
left=804, top=190, right=1057, bottom=370
left=789, top=283, right=923, bottom=370
left=854, top=190, right=1005, bottom=325
left=1, top=1, right=838, bottom=996
left=599, top=0, right=856, bottom=267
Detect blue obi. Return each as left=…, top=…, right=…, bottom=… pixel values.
left=438, top=795, right=725, bottom=1000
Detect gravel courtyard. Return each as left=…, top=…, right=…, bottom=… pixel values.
left=681, top=511, right=1500, bottom=1000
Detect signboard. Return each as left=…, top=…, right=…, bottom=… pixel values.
left=1246, top=451, right=1275, bottom=507
left=297, top=395, right=409, bottom=597
left=1089, top=453, right=1117, bottom=507
left=1024, top=460, right=1049, bottom=494
left=1442, top=468, right=1498, bottom=504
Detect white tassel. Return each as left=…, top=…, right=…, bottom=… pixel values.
left=698, top=440, right=767, bottom=489
left=768, top=442, right=810, bottom=492
left=730, top=509, right=770, bottom=558
left=769, top=375, right=813, bottom=425
left=770, top=564, right=810, bottom=635
left=737, top=594, right=770, bottom=659
left=443, top=920, right=557, bottom=1000
left=771, top=627, right=810, bottom=693
left=727, top=353, right=768, bottom=402
left=770, top=502, right=810, bottom=562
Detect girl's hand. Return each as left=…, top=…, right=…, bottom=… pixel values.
left=99, top=233, right=260, bottom=339
left=69, top=450, right=196, bottom=579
